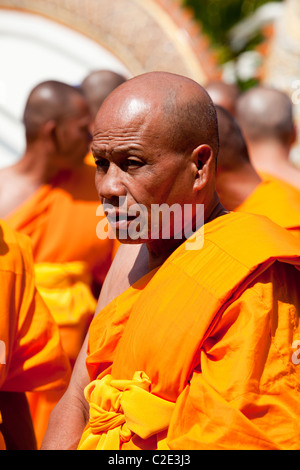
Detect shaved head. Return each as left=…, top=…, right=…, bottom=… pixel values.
left=216, top=105, right=250, bottom=171
left=206, top=81, right=241, bottom=116
left=81, top=70, right=127, bottom=119
left=236, top=86, right=295, bottom=144
left=23, top=80, right=86, bottom=142
left=95, top=71, right=219, bottom=160
left=93, top=71, right=222, bottom=247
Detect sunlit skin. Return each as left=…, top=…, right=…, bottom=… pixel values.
left=92, top=72, right=225, bottom=269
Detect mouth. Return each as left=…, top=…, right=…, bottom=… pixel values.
left=105, top=210, right=137, bottom=229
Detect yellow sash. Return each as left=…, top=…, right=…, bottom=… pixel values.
left=78, top=371, right=175, bottom=450
left=34, top=261, right=96, bottom=326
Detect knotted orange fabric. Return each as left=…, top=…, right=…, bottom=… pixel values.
left=78, top=371, right=175, bottom=450
left=81, top=212, right=300, bottom=450
left=236, top=175, right=300, bottom=240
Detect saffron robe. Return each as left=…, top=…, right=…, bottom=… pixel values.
left=236, top=176, right=300, bottom=240
left=5, top=164, right=114, bottom=447
left=79, top=212, right=300, bottom=450
left=0, top=220, right=70, bottom=449
left=84, top=151, right=96, bottom=167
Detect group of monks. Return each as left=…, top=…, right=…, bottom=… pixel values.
left=1, top=68, right=300, bottom=451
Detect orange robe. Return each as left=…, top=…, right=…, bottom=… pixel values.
left=0, top=220, right=70, bottom=449
left=5, top=164, right=115, bottom=447
left=6, top=165, right=114, bottom=286
left=236, top=176, right=300, bottom=240
left=78, top=212, right=300, bottom=450
left=84, top=151, right=96, bottom=167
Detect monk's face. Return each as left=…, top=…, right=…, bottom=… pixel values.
left=93, top=95, right=198, bottom=243
left=55, top=95, right=92, bottom=167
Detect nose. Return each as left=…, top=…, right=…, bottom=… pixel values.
left=96, top=163, right=127, bottom=201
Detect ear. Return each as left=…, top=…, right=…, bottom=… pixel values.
left=39, top=119, right=56, bottom=137
left=38, top=120, right=57, bottom=145
left=191, top=144, right=214, bottom=191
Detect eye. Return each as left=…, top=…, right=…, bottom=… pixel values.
left=95, top=157, right=110, bottom=171
left=122, top=157, right=145, bottom=170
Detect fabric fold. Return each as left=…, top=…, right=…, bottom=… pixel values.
left=78, top=371, right=175, bottom=450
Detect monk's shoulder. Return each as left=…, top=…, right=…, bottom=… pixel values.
left=0, top=220, right=34, bottom=276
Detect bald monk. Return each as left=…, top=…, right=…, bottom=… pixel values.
left=0, top=80, right=114, bottom=447
left=81, top=70, right=127, bottom=125
left=81, top=70, right=127, bottom=167
left=42, top=72, right=300, bottom=450
left=0, top=220, right=70, bottom=450
left=1, top=80, right=114, bottom=361
left=205, top=80, right=241, bottom=116
left=236, top=85, right=300, bottom=190
left=215, top=105, right=300, bottom=240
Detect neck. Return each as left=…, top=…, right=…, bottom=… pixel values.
left=248, top=140, right=291, bottom=171
left=247, top=140, right=300, bottom=190
left=146, top=192, right=227, bottom=271
left=216, top=165, right=261, bottom=211
left=16, top=145, right=61, bottom=183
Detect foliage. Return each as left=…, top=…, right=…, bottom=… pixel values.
left=182, top=0, right=283, bottom=63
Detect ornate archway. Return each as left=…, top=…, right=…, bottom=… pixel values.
left=0, top=0, right=218, bottom=83
left=0, top=0, right=219, bottom=167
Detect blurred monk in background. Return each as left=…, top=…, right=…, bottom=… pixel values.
left=215, top=105, right=300, bottom=240
left=80, top=70, right=127, bottom=167
left=236, top=85, right=300, bottom=191
left=0, top=220, right=70, bottom=450
left=0, top=80, right=115, bottom=447
left=205, top=80, right=241, bottom=116
left=80, top=70, right=127, bottom=257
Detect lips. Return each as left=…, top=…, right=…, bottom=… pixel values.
left=105, top=210, right=131, bottom=221
left=105, top=210, right=137, bottom=230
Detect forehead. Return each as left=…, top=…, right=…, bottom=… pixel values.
left=97, top=94, right=153, bottom=126
left=93, top=95, right=163, bottom=147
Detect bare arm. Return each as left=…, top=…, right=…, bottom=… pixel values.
left=41, top=243, right=148, bottom=450
left=40, top=334, right=90, bottom=450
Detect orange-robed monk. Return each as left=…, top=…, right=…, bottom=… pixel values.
left=215, top=105, right=300, bottom=240
left=0, top=220, right=70, bottom=450
left=0, top=80, right=115, bottom=447
left=42, top=72, right=300, bottom=450
left=236, top=85, right=300, bottom=192
left=80, top=70, right=127, bottom=167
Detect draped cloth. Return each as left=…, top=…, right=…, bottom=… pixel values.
left=5, top=166, right=114, bottom=284
left=34, top=261, right=96, bottom=364
left=5, top=165, right=114, bottom=447
left=0, top=220, right=70, bottom=450
left=236, top=175, right=300, bottom=240
left=79, top=212, right=300, bottom=450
